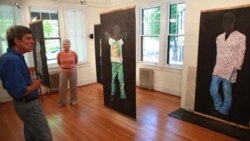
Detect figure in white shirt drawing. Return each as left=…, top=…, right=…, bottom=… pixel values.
left=210, top=12, right=246, bottom=115
left=105, top=24, right=127, bottom=102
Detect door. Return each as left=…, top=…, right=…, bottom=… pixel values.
left=94, top=24, right=102, bottom=83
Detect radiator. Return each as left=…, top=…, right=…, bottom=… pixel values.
left=139, top=68, right=153, bottom=91
left=49, top=70, right=60, bottom=93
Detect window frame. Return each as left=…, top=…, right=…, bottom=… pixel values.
left=0, top=4, right=22, bottom=55
left=166, top=0, right=186, bottom=67
left=29, top=7, right=89, bottom=68
left=138, top=0, right=185, bottom=69
left=30, top=8, right=62, bottom=65
left=139, top=4, right=161, bottom=65
left=63, top=8, right=88, bottom=65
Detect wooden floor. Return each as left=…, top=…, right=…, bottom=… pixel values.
left=0, top=83, right=237, bottom=141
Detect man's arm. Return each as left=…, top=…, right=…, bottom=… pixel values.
left=73, top=51, right=78, bottom=64
left=122, top=32, right=128, bottom=40
left=104, top=32, right=111, bottom=41
left=57, top=52, right=61, bottom=65
left=1, top=58, right=40, bottom=98
left=235, top=34, right=246, bottom=70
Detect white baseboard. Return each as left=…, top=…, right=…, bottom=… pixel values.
left=152, top=85, right=181, bottom=96
left=78, top=78, right=97, bottom=86
left=136, top=81, right=181, bottom=96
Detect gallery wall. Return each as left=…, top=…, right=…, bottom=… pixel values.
left=26, top=0, right=184, bottom=97
left=4, top=0, right=247, bottom=104
left=0, top=0, right=186, bottom=103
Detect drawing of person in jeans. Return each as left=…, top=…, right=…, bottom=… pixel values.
left=210, top=12, right=246, bottom=115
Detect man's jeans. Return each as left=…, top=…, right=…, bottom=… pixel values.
left=14, top=99, right=52, bottom=141
left=210, top=75, right=232, bottom=115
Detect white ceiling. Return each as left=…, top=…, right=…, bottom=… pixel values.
left=40, top=0, right=111, bottom=4
left=25, top=0, right=111, bottom=6
left=45, top=0, right=109, bottom=2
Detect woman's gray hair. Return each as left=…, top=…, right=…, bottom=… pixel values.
left=62, top=39, right=71, bottom=45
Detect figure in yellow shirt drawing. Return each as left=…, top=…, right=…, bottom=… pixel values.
left=105, top=24, right=127, bottom=102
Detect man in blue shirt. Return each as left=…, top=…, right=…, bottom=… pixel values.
left=0, top=25, right=52, bottom=141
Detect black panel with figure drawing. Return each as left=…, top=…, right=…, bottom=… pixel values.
left=101, top=7, right=136, bottom=119
left=29, top=20, right=50, bottom=88
left=195, top=6, right=250, bottom=127
left=94, top=24, right=102, bottom=83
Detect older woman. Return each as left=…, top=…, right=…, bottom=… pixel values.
left=57, top=39, right=78, bottom=106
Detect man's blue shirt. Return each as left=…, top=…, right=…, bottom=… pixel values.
left=0, top=48, right=39, bottom=99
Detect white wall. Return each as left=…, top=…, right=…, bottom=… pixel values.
left=78, top=7, right=106, bottom=86
left=181, top=0, right=250, bottom=110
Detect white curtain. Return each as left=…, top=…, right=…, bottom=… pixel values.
left=0, top=4, right=22, bottom=55
left=64, top=9, right=87, bottom=63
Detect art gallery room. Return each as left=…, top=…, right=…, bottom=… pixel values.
left=0, top=0, right=250, bottom=140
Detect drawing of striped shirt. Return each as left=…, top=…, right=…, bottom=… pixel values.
left=212, top=30, right=246, bottom=83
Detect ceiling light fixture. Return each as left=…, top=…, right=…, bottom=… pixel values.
left=15, top=2, right=22, bottom=9
left=80, top=0, right=86, bottom=5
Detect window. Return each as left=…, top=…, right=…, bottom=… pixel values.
left=140, top=6, right=161, bottom=63
left=64, top=9, right=87, bottom=63
left=0, top=4, right=22, bottom=55
left=139, top=1, right=185, bottom=67
left=30, top=9, right=61, bottom=64
left=167, top=2, right=185, bottom=65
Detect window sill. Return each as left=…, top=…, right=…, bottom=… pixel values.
left=48, top=63, right=59, bottom=70
left=139, top=62, right=183, bottom=74
left=163, top=64, right=183, bottom=74
left=77, top=62, right=91, bottom=68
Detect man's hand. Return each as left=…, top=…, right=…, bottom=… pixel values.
left=122, top=32, right=128, bottom=40
left=32, top=79, right=42, bottom=89
left=104, top=31, right=111, bottom=40
left=25, top=79, right=42, bottom=95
